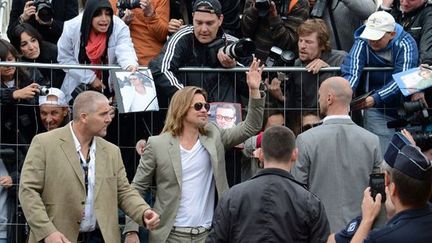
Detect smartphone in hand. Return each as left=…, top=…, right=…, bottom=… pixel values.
left=369, top=173, right=386, bottom=202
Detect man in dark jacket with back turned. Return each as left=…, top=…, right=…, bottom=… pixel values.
left=206, top=125, right=330, bottom=243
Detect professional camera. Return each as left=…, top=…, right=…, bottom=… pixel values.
left=255, top=0, right=271, bottom=17
left=265, top=46, right=295, bottom=67
left=117, top=0, right=141, bottom=18
left=39, top=85, right=49, bottom=95
left=387, top=100, right=432, bottom=151
left=208, top=38, right=256, bottom=63
left=33, top=0, right=53, bottom=22
left=219, top=38, right=255, bottom=59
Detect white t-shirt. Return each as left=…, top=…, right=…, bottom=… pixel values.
left=174, top=140, right=214, bottom=228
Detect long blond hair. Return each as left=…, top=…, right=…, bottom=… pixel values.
left=162, top=86, right=208, bottom=136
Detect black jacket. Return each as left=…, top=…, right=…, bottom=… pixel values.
left=206, top=168, right=330, bottom=243
left=380, top=2, right=432, bottom=65
left=22, top=41, right=65, bottom=88
left=7, top=0, right=79, bottom=44
left=149, top=26, right=249, bottom=105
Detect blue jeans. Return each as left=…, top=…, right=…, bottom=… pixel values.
left=0, top=238, right=7, bottom=243
left=364, top=108, right=396, bottom=154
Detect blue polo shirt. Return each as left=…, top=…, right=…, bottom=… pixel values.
left=335, top=204, right=432, bottom=243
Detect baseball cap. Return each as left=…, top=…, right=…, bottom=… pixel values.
left=360, top=11, right=396, bottom=41
left=39, top=88, right=68, bottom=107
left=192, top=0, right=222, bottom=15
left=394, top=145, right=432, bottom=180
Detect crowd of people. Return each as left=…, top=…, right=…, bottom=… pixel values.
left=1, top=0, right=432, bottom=242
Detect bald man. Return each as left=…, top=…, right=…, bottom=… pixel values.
left=19, top=91, right=159, bottom=243
left=291, top=77, right=382, bottom=232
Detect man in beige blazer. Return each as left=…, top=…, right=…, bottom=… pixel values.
left=19, top=91, right=160, bottom=243
left=123, top=58, right=265, bottom=243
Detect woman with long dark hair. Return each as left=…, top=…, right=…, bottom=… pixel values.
left=0, top=38, right=39, bottom=243
left=57, top=0, right=138, bottom=103
left=9, top=23, right=65, bottom=89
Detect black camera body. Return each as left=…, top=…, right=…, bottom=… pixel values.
left=33, top=0, right=53, bottom=22
left=39, top=85, right=49, bottom=95
left=117, top=0, right=141, bottom=18
left=219, top=38, right=255, bottom=59
left=208, top=38, right=256, bottom=64
left=387, top=100, right=432, bottom=151
left=265, top=46, right=295, bottom=67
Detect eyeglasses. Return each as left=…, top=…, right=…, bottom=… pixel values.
left=191, top=102, right=210, bottom=111
left=216, top=114, right=235, bottom=122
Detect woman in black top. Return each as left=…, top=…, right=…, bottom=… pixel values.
left=9, top=23, right=65, bottom=88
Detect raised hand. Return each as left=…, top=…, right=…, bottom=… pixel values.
left=20, top=1, right=36, bottom=22
left=246, top=57, right=264, bottom=91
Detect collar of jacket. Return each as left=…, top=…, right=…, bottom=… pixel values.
left=252, top=167, right=308, bottom=189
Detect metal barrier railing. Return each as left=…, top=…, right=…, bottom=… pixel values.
left=1, top=61, right=400, bottom=242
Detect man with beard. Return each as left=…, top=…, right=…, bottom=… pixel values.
left=266, top=19, right=347, bottom=134
left=123, top=58, right=265, bottom=243
left=291, top=76, right=382, bottom=232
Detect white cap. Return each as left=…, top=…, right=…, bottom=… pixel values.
left=360, top=11, right=396, bottom=41
left=39, top=88, right=68, bottom=107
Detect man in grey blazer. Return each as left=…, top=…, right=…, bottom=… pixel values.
left=19, top=91, right=160, bottom=243
left=124, top=58, right=265, bottom=243
left=291, top=77, right=382, bottom=232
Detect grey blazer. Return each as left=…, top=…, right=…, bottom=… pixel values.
left=124, top=97, right=265, bottom=242
left=291, top=118, right=382, bottom=232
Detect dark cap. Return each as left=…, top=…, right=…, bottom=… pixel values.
left=384, top=133, right=411, bottom=168
left=193, top=0, right=222, bottom=15
left=394, top=145, right=432, bottom=180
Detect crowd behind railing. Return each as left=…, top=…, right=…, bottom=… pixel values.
left=1, top=0, right=432, bottom=242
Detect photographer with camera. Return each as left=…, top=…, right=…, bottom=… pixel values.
left=8, top=0, right=79, bottom=45
left=109, top=0, right=170, bottom=65
left=150, top=0, right=252, bottom=104
left=241, top=0, right=309, bottom=61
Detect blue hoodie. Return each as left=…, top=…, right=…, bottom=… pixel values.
left=342, top=24, right=418, bottom=112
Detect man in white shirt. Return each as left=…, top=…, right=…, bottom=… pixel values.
left=123, top=58, right=265, bottom=243
left=291, top=77, right=383, bottom=232
left=19, top=91, right=160, bottom=243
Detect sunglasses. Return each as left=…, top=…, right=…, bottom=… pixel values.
left=191, top=102, right=210, bottom=111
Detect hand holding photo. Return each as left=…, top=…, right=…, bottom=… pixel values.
left=111, top=69, right=159, bottom=113
left=393, top=66, right=432, bottom=96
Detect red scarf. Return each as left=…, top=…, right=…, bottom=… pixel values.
left=85, top=31, right=107, bottom=79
